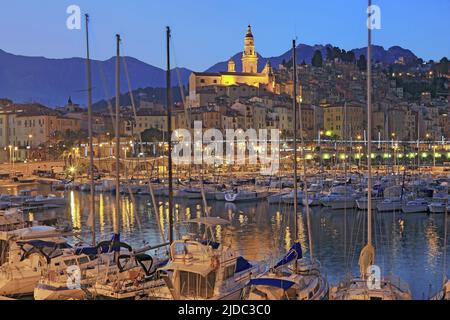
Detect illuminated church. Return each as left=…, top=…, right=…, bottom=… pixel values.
left=187, top=25, right=274, bottom=107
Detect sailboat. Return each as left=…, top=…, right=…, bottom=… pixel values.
left=0, top=225, right=70, bottom=296
left=242, top=39, right=329, bottom=301
left=330, top=1, right=411, bottom=300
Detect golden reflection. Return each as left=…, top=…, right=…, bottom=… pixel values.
left=121, top=198, right=130, bottom=233
left=185, top=207, right=191, bottom=220
left=28, top=212, right=34, bottom=222
left=99, top=194, right=105, bottom=233
left=239, top=214, right=245, bottom=225
left=158, top=203, right=165, bottom=234
left=70, top=191, right=81, bottom=229
left=398, top=218, right=405, bottom=236
left=297, top=211, right=308, bottom=251
left=425, top=221, right=439, bottom=269
left=285, top=226, right=292, bottom=251
left=175, top=205, right=179, bottom=222
left=215, top=225, right=222, bottom=243
left=275, top=211, right=281, bottom=229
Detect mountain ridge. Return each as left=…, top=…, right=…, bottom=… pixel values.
left=0, top=44, right=422, bottom=106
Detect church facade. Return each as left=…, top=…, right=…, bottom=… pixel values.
left=187, top=25, right=275, bottom=108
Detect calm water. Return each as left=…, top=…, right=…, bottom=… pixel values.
left=2, top=184, right=449, bottom=299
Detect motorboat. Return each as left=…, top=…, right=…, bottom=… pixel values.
left=223, top=189, right=269, bottom=203
left=402, top=199, right=429, bottom=213
left=376, top=198, right=404, bottom=212
left=145, top=218, right=265, bottom=300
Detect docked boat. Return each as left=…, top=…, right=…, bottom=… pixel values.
left=0, top=226, right=70, bottom=296
left=242, top=243, right=328, bottom=300
left=329, top=195, right=356, bottom=210
left=223, top=189, right=269, bottom=203
left=402, top=199, right=429, bottom=213
left=22, top=194, right=67, bottom=210
left=267, top=189, right=291, bottom=204
left=356, top=197, right=383, bottom=210
left=330, top=18, right=412, bottom=300
left=0, top=208, right=26, bottom=232
left=428, top=202, right=450, bottom=214
left=376, top=198, right=404, bottom=212
left=431, top=281, right=450, bottom=300
left=146, top=217, right=265, bottom=300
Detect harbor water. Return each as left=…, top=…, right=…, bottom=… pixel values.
left=2, top=184, right=448, bottom=300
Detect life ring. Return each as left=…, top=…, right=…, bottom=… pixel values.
left=225, top=192, right=238, bottom=202
left=210, top=256, right=220, bottom=270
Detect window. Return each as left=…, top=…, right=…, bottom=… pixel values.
left=200, top=79, right=205, bottom=84
left=179, top=271, right=216, bottom=299
left=224, top=264, right=235, bottom=280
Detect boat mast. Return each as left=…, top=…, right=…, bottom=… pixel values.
left=297, top=49, right=314, bottom=261
left=114, top=34, right=121, bottom=237
left=367, top=0, right=373, bottom=248
left=166, top=26, right=174, bottom=245
left=85, top=14, right=95, bottom=246
left=292, top=39, right=299, bottom=244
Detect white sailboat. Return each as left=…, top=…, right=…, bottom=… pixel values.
left=330, top=4, right=411, bottom=299
left=243, top=39, right=328, bottom=301
left=0, top=226, right=70, bottom=296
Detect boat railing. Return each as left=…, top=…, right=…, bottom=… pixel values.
left=384, top=274, right=411, bottom=294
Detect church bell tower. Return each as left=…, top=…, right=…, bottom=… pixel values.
left=242, top=25, right=258, bottom=73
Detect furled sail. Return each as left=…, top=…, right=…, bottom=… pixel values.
left=273, top=242, right=302, bottom=269
left=358, top=243, right=375, bottom=279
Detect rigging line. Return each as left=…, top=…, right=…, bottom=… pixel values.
left=170, top=35, right=209, bottom=217
left=121, top=54, right=163, bottom=242
left=121, top=54, right=143, bottom=233
left=96, top=60, right=117, bottom=136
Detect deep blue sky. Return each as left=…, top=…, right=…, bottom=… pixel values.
left=2, top=0, right=449, bottom=70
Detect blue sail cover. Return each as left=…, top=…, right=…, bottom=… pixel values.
left=273, top=242, right=302, bottom=269
left=235, top=256, right=253, bottom=273
left=75, top=233, right=122, bottom=255
left=248, top=278, right=296, bottom=290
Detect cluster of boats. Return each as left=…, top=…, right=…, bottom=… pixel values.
left=0, top=189, right=67, bottom=212
left=71, top=173, right=449, bottom=216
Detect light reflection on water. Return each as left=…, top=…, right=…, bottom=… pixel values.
left=1, top=184, right=449, bottom=299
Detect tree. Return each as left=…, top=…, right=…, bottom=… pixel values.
left=141, top=128, right=164, bottom=142
left=312, top=50, right=323, bottom=67
left=326, top=47, right=333, bottom=61
left=357, top=54, right=367, bottom=71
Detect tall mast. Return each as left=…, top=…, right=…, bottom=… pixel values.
left=114, top=34, right=121, bottom=236
left=292, top=40, right=299, bottom=242
left=85, top=14, right=95, bottom=246
left=367, top=0, right=373, bottom=247
left=166, top=26, right=174, bottom=245
left=297, top=47, right=314, bottom=261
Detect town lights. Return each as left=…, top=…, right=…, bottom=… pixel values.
left=69, top=166, right=76, bottom=174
